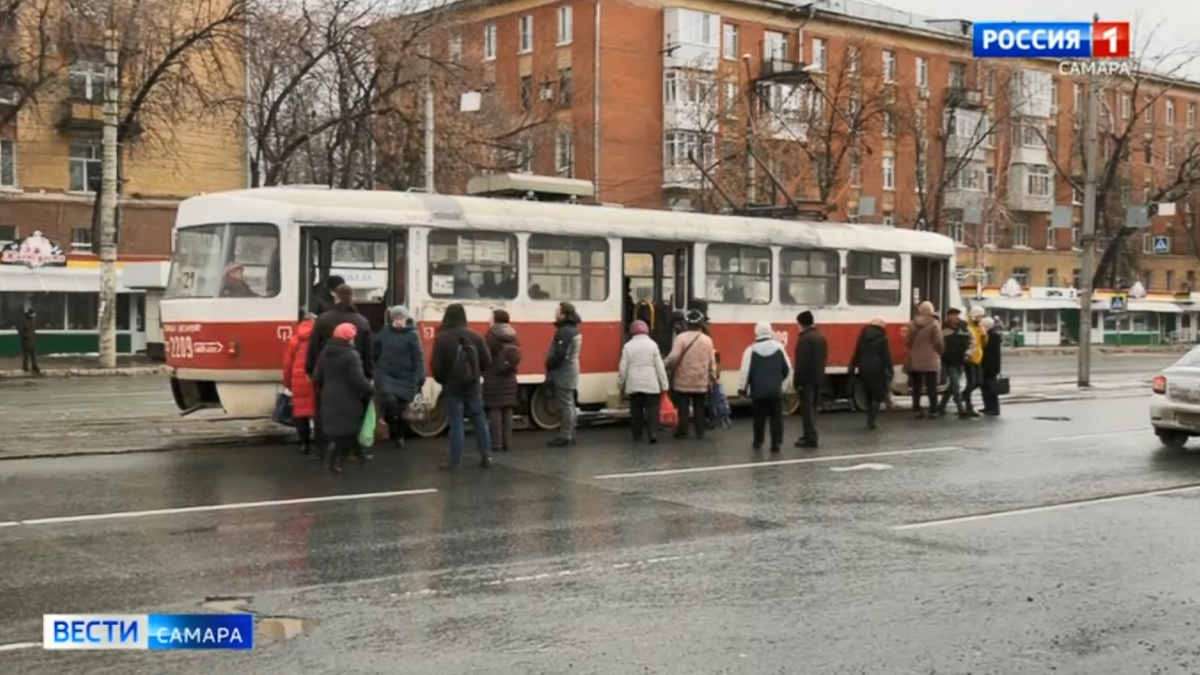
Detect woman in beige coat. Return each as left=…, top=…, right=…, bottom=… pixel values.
left=905, top=301, right=945, bottom=418
left=665, top=310, right=717, bottom=439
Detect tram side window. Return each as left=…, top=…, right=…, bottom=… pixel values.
left=846, top=251, right=900, bottom=306
left=706, top=244, right=771, bottom=304
left=527, top=235, right=608, bottom=301
left=166, top=223, right=280, bottom=299
left=427, top=229, right=518, bottom=300
left=779, top=248, right=839, bottom=306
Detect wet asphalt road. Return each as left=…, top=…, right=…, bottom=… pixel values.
left=5, top=391, right=1200, bottom=674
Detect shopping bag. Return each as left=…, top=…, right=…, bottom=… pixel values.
left=710, top=383, right=731, bottom=419
left=994, top=376, right=1011, bottom=396
left=272, top=393, right=294, bottom=427
left=658, top=392, right=678, bottom=428
left=403, top=393, right=428, bottom=422
left=358, top=401, right=378, bottom=448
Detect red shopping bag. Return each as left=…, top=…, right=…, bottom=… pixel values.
left=658, top=393, right=678, bottom=427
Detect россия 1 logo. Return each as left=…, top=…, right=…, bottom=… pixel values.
left=973, top=21, right=1133, bottom=77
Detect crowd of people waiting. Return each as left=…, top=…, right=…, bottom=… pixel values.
left=280, top=277, right=1005, bottom=472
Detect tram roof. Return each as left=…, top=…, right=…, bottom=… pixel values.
left=178, top=187, right=956, bottom=256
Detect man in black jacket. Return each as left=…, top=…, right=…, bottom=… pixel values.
left=431, top=303, right=493, bottom=469
left=306, top=284, right=372, bottom=379
left=937, top=308, right=977, bottom=418
left=17, top=308, right=39, bottom=374
left=793, top=310, right=827, bottom=449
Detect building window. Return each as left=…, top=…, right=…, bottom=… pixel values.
left=1049, top=78, right=1058, bottom=111
left=558, top=67, right=572, bottom=106
left=1046, top=268, right=1058, bottom=287
left=519, top=76, right=533, bottom=111
left=1144, top=271, right=1155, bottom=290
left=764, top=31, right=787, bottom=62
left=427, top=229, right=518, bottom=299
left=0, top=139, right=14, bottom=187
left=1011, top=267, right=1030, bottom=286
left=554, top=129, right=574, bottom=176
left=69, top=143, right=101, bottom=192
left=723, top=23, right=738, bottom=60
left=1072, top=187, right=1083, bottom=205
left=1166, top=99, right=1176, bottom=126
left=882, top=111, right=894, bottom=137
left=447, top=33, right=462, bottom=63
left=663, top=71, right=677, bottom=104
left=882, top=50, right=896, bottom=83
left=948, top=221, right=964, bottom=243
left=1071, top=225, right=1081, bottom=249
left=557, top=5, right=572, bottom=45
left=483, top=23, right=497, bottom=60
left=0, top=224, right=16, bottom=243
left=1188, top=270, right=1196, bottom=290
left=849, top=152, right=861, bottom=186
left=984, top=222, right=997, bottom=246
left=706, top=244, right=771, bottom=304
left=1166, top=270, right=1175, bottom=290
left=1121, top=93, right=1131, bottom=118
left=516, top=137, right=534, bottom=173
left=1144, top=95, right=1153, bottom=124
left=724, top=81, right=739, bottom=116
left=1026, top=165, right=1051, bottom=197
left=812, top=37, right=826, bottom=71
left=68, top=61, right=105, bottom=101
left=985, top=167, right=995, bottom=193
left=70, top=227, right=92, bottom=251
left=527, top=235, right=607, bottom=301
left=949, top=62, right=965, bottom=88
left=663, top=130, right=712, bottom=167
left=1011, top=220, right=1029, bottom=247
left=1167, top=139, right=1176, bottom=167
left=1073, top=83, right=1083, bottom=110
left=916, top=56, right=928, bottom=89
left=779, top=247, right=838, bottom=305
left=1189, top=102, right=1197, bottom=128
left=846, top=251, right=900, bottom=306
left=882, top=210, right=893, bottom=226
left=676, top=9, right=716, bottom=45
left=518, top=15, right=533, bottom=53
left=882, top=156, right=895, bottom=190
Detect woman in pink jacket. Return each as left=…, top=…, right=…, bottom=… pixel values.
left=664, top=310, right=717, bottom=439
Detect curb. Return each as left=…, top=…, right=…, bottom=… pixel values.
left=0, top=366, right=168, bottom=379
left=1006, top=346, right=1192, bottom=357
left=0, top=431, right=294, bottom=462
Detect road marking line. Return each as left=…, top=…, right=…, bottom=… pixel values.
left=593, top=446, right=965, bottom=480
left=0, top=642, right=40, bottom=651
left=893, top=483, right=1200, bottom=531
left=0, top=521, right=19, bottom=528
left=9, top=489, right=438, bottom=527
left=1046, top=429, right=1144, bottom=442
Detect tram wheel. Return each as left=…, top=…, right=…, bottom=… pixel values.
left=528, top=384, right=562, bottom=430
left=784, top=390, right=801, bottom=416
left=407, top=399, right=449, bottom=438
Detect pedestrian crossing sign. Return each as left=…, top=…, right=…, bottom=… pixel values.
left=1153, top=236, right=1170, bottom=254
left=1110, top=293, right=1128, bottom=312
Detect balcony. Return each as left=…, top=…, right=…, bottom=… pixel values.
left=758, top=59, right=815, bottom=85
left=663, top=100, right=715, bottom=133
left=945, top=135, right=987, bottom=160
left=1009, top=69, right=1054, bottom=118
left=1011, top=144, right=1048, bottom=165
left=663, top=164, right=702, bottom=190
left=1007, top=165, right=1054, bottom=213
left=942, top=187, right=986, bottom=211
left=945, top=86, right=985, bottom=110
left=763, top=114, right=809, bottom=142
left=56, top=98, right=141, bottom=136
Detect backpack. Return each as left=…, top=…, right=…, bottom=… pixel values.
left=453, top=337, right=481, bottom=388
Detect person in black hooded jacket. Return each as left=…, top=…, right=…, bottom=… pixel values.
left=307, top=284, right=373, bottom=379
left=848, top=318, right=894, bottom=429
left=431, top=303, right=493, bottom=469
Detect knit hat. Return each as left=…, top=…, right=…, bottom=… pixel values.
left=390, top=305, right=410, bottom=320
left=332, top=322, right=357, bottom=342
left=754, top=321, right=772, bottom=340
left=631, top=320, right=649, bottom=335
left=969, top=306, right=985, bottom=319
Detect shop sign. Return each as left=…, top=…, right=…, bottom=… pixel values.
left=0, top=231, right=68, bottom=268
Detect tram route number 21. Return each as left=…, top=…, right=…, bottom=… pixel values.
left=168, top=335, right=194, bottom=359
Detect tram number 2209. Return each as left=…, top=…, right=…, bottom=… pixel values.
left=167, top=335, right=194, bottom=359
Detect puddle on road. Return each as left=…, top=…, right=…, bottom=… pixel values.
left=201, top=595, right=319, bottom=644
left=1032, top=416, right=1072, bottom=421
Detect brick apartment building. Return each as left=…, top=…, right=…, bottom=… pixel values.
left=423, top=0, right=1200, bottom=294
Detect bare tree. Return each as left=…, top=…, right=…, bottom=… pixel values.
left=0, top=0, right=67, bottom=128
left=1040, top=30, right=1200, bottom=288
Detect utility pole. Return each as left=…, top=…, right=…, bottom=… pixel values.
left=423, top=72, right=435, bottom=191
left=1077, top=12, right=1101, bottom=387
left=97, top=22, right=120, bottom=368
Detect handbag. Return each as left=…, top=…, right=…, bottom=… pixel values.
left=272, top=393, right=294, bottom=427
left=993, top=376, right=1010, bottom=396
left=403, top=393, right=429, bottom=422
left=658, top=392, right=679, bottom=427
left=358, top=400, right=378, bottom=448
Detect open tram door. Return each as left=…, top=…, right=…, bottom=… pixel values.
left=622, top=239, right=691, bottom=355
left=911, top=255, right=950, bottom=317
left=299, top=225, right=407, bottom=332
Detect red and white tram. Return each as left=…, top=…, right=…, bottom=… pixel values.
left=161, top=183, right=960, bottom=436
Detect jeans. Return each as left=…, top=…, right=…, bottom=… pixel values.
left=628, top=392, right=662, bottom=441
left=554, top=386, right=577, bottom=441
left=981, top=374, right=1001, bottom=414
left=751, top=397, right=784, bottom=450
left=488, top=407, right=514, bottom=451
left=22, top=348, right=39, bottom=373
left=938, top=365, right=965, bottom=414
left=798, top=384, right=819, bottom=443
left=444, top=390, right=492, bottom=465
left=910, top=372, right=938, bottom=414
left=674, top=392, right=708, bottom=438
left=962, top=364, right=983, bottom=411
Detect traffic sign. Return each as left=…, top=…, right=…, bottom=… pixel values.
left=1153, top=236, right=1169, bottom=254
left=1110, top=293, right=1128, bottom=312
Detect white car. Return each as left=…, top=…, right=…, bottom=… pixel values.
left=1150, top=345, right=1200, bottom=449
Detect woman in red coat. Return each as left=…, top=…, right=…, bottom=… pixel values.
left=282, top=317, right=318, bottom=454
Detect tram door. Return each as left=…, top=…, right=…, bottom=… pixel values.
left=299, top=226, right=406, bottom=332
left=623, top=239, right=691, bottom=355
left=911, top=255, right=949, bottom=316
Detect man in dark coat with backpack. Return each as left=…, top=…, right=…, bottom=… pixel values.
left=431, top=303, right=493, bottom=470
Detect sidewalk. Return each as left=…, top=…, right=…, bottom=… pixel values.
left=0, top=355, right=166, bottom=378
left=1006, top=344, right=1193, bottom=357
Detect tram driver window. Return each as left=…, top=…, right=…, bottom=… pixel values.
left=427, top=230, right=518, bottom=300
left=779, top=248, right=839, bottom=306
left=846, top=251, right=900, bottom=306
left=705, top=244, right=771, bottom=304
left=166, top=223, right=280, bottom=299
left=527, top=235, right=608, bottom=301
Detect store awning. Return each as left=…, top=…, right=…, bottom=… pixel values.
left=1091, top=300, right=1185, bottom=314
left=975, top=298, right=1079, bottom=310
left=0, top=267, right=137, bottom=293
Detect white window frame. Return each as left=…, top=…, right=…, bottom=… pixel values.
left=663, top=130, right=713, bottom=168
left=557, top=6, right=572, bottom=45
left=68, top=61, right=106, bottom=102
left=1166, top=99, right=1176, bottom=126
left=0, top=139, right=15, bottom=188
left=723, top=23, right=738, bottom=60
left=1121, top=93, right=1131, bottom=118
left=812, top=37, right=826, bottom=71
left=916, top=56, right=928, bottom=90
left=882, top=211, right=894, bottom=226
left=1188, top=102, right=1197, bottom=129
left=678, top=10, right=716, bottom=46
left=483, top=23, right=497, bottom=60
left=882, top=156, right=895, bottom=191
left=724, top=81, right=738, bottom=116
left=448, top=33, right=463, bottom=63
left=518, top=15, right=533, bottom=54
left=1025, top=165, right=1051, bottom=197
left=764, top=31, right=787, bottom=62
left=1073, top=83, right=1083, bottom=111
left=849, top=152, right=861, bottom=186
left=948, top=221, right=964, bottom=243
left=555, top=130, right=574, bottom=176
left=882, top=111, right=894, bottom=137
left=1167, top=139, right=1176, bottom=167
left=69, top=142, right=101, bottom=193
left=1012, top=221, right=1030, bottom=247
left=882, top=50, right=896, bottom=84
left=663, top=71, right=677, bottom=104
left=1144, top=95, right=1153, bottom=124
